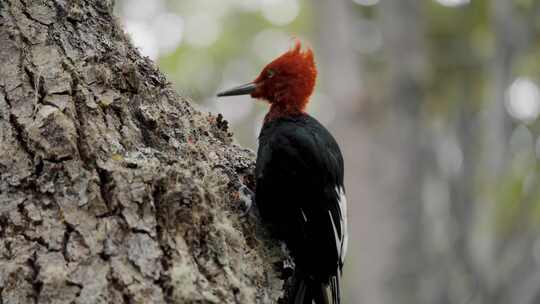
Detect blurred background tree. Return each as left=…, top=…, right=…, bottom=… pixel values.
left=115, top=0, right=540, bottom=303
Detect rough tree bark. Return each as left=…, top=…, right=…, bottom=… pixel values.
left=0, top=0, right=287, bottom=303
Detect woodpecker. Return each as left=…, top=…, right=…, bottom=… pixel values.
left=217, top=41, right=347, bottom=304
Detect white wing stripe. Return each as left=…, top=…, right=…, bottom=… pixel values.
left=336, top=186, right=348, bottom=265
left=300, top=208, right=308, bottom=222
left=328, top=210, right=341, bottom=257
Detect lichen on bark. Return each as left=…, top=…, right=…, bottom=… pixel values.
left=0, top=0, right=286, bottom=303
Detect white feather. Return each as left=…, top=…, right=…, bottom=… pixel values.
left=336, top=186, right=348, bottom=265
left=301, top=208, right=308, bottom=222
left=328, top=210, right=341, bottom=257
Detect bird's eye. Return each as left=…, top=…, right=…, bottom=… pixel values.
left=267, top=69, right=275, bottom=78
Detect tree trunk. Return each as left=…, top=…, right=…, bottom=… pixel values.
left=0, top=1, right=286, bottom=303
left=379, top=1, right=428, bottom=303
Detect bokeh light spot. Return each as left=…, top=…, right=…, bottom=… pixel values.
left=435, top=0, right=470, bottom=7
left=260, top=0, right=299, bottom=26
left=352, top=0, right=379, bottom=6
left=505, top=77, right=540, bottom=124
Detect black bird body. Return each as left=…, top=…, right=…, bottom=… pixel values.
left=256, top=114, right=347, bottom=304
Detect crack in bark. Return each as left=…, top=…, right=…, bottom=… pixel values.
left=109, top=274, right=130, bottom=304
left=133, top=107, right=158, bottom=148
left=152, top=181, right=173, bottom=302
left=95, top=209, right=118, bottom=219
left=0, top=215, right=6, bottom=239
left=43, top=155, right=73, bottom=163
left=57, top=52, right=96, bottom=168
left=17, top=200, right=37, bottom=224
left=96, top=166, right=114, bottom=212
left=8, top=113, right=34, bottom=158
left=66, top=281, right=83, bottom=298
left=34, top=158, right=44, bottom=177
left=3, top=87, right=36, bottom=163
left=20, top=232, right=53, bottom=252
left=61, top=223, right=74, bottom=261
left=27, top=251, right=42, bottom=304
left=130, top=228, right=152, bottom=238
left=71, top=79, right=95, bottom=170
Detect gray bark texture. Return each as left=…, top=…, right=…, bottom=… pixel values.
left=0, top=0, right=287, bottom=303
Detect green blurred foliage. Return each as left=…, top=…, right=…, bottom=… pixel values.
left=157, top=0, right=313, bottom=101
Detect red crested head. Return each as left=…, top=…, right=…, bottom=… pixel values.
left=251, top=40, right=317, bottom=113
left=217, top=40, right=317, bottom=121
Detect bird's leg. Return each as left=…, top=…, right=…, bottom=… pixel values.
left=279, top=242, right=295, bottom=279
left=238, top=185, right=256, bottom=216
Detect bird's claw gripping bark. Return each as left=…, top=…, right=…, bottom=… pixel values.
left=279, top=242, right=295, bottom=279
left=239, top=185, right=256, bottom=217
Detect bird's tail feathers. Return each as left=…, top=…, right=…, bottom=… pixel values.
left=330, top=273, right=341, bottom=304
left=293, top=275, right=341, bottom=304
left=293, top=278, right=307, bottom=304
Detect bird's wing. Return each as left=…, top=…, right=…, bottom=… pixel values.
left=256, top=116, right=348, bottom=270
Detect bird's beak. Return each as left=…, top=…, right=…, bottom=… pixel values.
left=217, top=82, right=257, bottom=97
